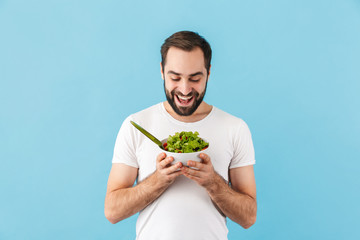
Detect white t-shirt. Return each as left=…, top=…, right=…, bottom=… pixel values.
left=112, top=103, right=256, bottom=240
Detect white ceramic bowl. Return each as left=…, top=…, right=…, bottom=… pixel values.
left=161, top=138, right=209, bottom=167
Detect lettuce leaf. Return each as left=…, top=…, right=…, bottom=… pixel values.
left=164, top=131, right=209, bottom=153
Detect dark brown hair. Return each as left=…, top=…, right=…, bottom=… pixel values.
left=161, top=31, right=212, bottom=74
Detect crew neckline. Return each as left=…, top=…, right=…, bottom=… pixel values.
left=159, top=102, right=216, bottom=126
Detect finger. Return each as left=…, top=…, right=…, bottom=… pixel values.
left=199, top=153, right=211, bottom=164
left=181, top=166, right=202, bottom=178
left=159, top=156, right=174, bottom=169
left=187, top=160, right=203, bottom=170
left=167, top=169, right=183, bottom=180
left=170, top=169, right=183, bottom=177
left=156, top=152, right=166, bottom=163
left=182, top=169, right=201, bottom=181
left=165, top=162, right=183, bottom=174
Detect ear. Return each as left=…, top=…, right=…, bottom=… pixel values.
left=207, top=64, right=211, bottom=80
left=160, top=62, right=164, bottom=80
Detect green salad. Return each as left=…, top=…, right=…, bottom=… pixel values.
left=163, top=131, right=209, bottom=153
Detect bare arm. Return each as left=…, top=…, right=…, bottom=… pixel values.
left=182, top=154, right=257, bottom=229
left=104, top=153, right=182, bottom=224
left=207, top=165, right=257, bottom=229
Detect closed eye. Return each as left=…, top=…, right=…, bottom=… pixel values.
left=189, top=79, right=200, bottom=82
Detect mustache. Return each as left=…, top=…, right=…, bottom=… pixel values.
left=171, top=89, right=198, bottom=97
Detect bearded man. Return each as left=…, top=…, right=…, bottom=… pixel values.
left=105, top=31, right=257, bottom=240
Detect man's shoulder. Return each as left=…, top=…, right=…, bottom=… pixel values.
left=211, top=107, right=253, bottom=140
left=213, top=106, right=248, bottom=127
left=125, top=102, right=163, bottom=124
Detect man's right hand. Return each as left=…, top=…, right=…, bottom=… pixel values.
left=154, top=152, right=183, bottom=186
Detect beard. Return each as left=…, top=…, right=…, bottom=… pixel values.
left=164, top=81, right=207, bottom=116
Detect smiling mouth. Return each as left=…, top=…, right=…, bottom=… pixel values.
left=176, top=94, right=194, bottom=105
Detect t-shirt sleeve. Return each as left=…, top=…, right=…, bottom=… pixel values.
left=229, top=120, right=256, bottom=169
left=111, top=116, right=139, bottom=168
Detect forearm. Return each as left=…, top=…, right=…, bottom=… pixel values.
left=207, top=174, right=257, bottom=229
left=105, top=172, right=168, bottom=224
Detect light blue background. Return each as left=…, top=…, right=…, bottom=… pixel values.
left=1, top=0, right=359, bottom=239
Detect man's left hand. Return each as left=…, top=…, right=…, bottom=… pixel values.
left=181, top=153, right=217, bottom=189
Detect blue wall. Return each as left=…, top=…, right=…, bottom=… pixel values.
left=1, top=0, right=359, bottom=239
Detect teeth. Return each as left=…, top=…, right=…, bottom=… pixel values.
left=177, top=95, right=192, bottom=101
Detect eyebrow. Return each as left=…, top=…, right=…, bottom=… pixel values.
left=167, top=70, right=204, bottom=77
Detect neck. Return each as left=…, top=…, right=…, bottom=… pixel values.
left=163, top=101, right=213, bottom=123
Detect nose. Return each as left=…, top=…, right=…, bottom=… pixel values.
left=177, top=80, right=192, bottom=96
